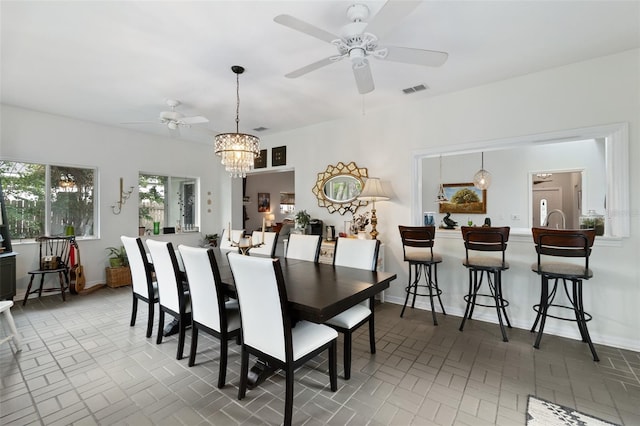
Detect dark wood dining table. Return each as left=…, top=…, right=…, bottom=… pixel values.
left=210, top=247, right=397, bottom=387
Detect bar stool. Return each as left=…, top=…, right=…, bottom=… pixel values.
left=0, top=300, right=22, bottom=352
left=398, top=225, right=445, bottom=325
left=530, top=227, right=598, bottom=361
left=459, top=226, right=511, bottom=342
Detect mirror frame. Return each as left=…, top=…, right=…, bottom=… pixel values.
left=313, top=161, right=368, bottom=215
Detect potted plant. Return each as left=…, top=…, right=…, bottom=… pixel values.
left=106, top=246, right=128, bottom=268
left=203, top=233, right=219, bottom=247
left=351, top=212, right=370, bottom=238
left=295, top=210, right=311, bottom=231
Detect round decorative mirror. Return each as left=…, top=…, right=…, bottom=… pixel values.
left=312, top=161, right=368, bottom=215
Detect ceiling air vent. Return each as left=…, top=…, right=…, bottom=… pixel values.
left=253, top=126, right=268, bottom=132
left=402, top=84, right=428, bottom=94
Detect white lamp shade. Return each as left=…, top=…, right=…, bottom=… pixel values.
left=357, top=178, right=390, bottom=202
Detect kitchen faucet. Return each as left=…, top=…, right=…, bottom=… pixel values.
left=543, top=209, right=566, bottom=229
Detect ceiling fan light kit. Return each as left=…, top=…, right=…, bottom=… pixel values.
left=214, top=65, right=260, bottom=178
left=274, top=1, right=448, bottom=95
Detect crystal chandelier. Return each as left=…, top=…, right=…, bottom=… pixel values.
left=473, top=151, right=492, bottom=190
left=214, top=65, right=260, bottom=178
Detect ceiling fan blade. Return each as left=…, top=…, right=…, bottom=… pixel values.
left=285, top=56, right=337, bottom=78
left=120, top=121, right=161, bottom=125
left=383, top=46, right=448, bottom=67
left=365, top=0, right=422, bottom=38
left=353, top=61, right=374, bottom=94
left=274, top=14, right=339, bottom=43
left=180, top=116, right=209, bottom=125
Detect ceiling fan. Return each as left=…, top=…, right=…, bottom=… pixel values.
left=274, top=0, right=448, bottom=94
left=124, top=99, right=209, bottom=131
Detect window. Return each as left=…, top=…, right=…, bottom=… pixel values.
left=139, top=173, right=199, bottom=232
left=0, top=161, right=96, bottom=240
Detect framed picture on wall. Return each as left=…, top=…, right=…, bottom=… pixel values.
left=272, top=146, right=286, bottom=166
left=258, top=192, right=270, bottom=212
left=438, top=183, right=486, bottom=214
left=254, top=149, right=267, bottom=169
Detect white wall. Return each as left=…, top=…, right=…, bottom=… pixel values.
left=254, top=49, right=640, bottom=351
left=2, top=49, right=638, bottom=351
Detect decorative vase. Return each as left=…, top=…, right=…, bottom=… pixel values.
left=153, top=222, right=160, bottom=235
left=357, top=231, right=368, bottom=240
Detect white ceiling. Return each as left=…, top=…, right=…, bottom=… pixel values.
left=2, top=1, right=639, bottom=145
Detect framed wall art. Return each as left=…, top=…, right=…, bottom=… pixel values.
left=272, top=146, right=287, bottom=166
left=258, top=192, right=270, bottom=212
left=438, top=182, right=486, bottom=214
left=254, top=149, right=267, bottom=169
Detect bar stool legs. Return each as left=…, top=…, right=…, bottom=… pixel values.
left=459, top=269, right=511, bottom=342
left=400, top=262, right=446, bottom=325
left=531, top=276, right=599, bottom=362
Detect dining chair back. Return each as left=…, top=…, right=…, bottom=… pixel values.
left=333, top=237, right=380, bottom=271
left=459, top=226, right=512, bottom=341
left=285, top=234, right=322, bottom=262
left=178, top=245, right=241, bottom=386
left=228, top=253, right=337, bottom=426
left=398, top=225, right=445, bottom=324
left=219, top=229, right=245, bottom=251
left=23, top=236, right=74, bottom=305
left=121, top=235, right=158, bottom=338
left=530, top=227, right=598, bottom=361
left=146, top=239, right=191, bottom=360
left=328, top=237, right=380, bottom=379
left=250, top=231, right=278, bottom=257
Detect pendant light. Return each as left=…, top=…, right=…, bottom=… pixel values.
left=214, top=65, right=260, bottom=178
left=436, top=155, right=448, bottom=203
left=473, top=152, right=492, bottom=190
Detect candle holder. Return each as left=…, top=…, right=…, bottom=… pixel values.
left=230, top=236, right=264, bottom=255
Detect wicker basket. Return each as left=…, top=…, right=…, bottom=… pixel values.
left=106, top=266, right=132, bottom=288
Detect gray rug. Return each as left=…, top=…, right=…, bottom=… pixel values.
left=527, top=396, right=620, bottom=426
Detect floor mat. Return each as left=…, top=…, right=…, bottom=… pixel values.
left=527, top=395, right=620, bottom=426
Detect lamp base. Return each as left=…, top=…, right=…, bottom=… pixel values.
left=370, top=207, right=379, bottom=240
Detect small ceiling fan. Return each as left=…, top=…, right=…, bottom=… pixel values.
left=124, top=99, right=209, bottom=130
left=274, top=0, right=448, bottom=94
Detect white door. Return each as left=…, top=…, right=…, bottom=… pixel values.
left=532, top=187, right=563, bottom=228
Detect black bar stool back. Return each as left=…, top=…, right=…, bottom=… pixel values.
left=530, top=227, right=598, bottom=361
left=398, top=225, right=445, bottom=325
left=459, top=226, right=511, bottom=341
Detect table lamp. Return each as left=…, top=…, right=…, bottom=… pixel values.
left=357, top=177, right=390, bottom=240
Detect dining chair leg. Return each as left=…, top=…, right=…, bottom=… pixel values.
left=156, top=311, right=165, bottom=344
left=218, top=337, right=229, bottom=388
left=38, top=274, right=45, bottom=298
left=58, top=271, right=67, bottom=301
left=176, top=316, right=186, bottom=360
left=368, top=297, right=376, bottom=354
left=329, top=341, right=337, bottom=392
left=284, top=365, right=295, bottom=426
left=188, top=325, right=199, bottom=367
left=23, top=275, right=36, bottom=306
left=130, top=296, right=138, bottom=327
left=146, top=303, right=154, bottom=338
left=238, top=348, right=249, bottom=400
left=343, top=332, right=352, bottom=380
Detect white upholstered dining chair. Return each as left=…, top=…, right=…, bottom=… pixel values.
left=327, top=237, right=380, bottom=379
left=249, top=231, right=278, bottom=257
left=146, top=239, right=191, bottom=360
left=227, top=253, right=338, bottom=426
left=285, top=234, right=322, bottom=262
left=178, top=245, right=241, bottom=387
left=121, top=236, right=158, bottom=338
left=219, top=229, right=245, bottom=251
